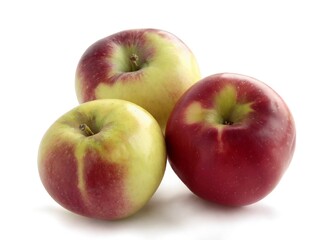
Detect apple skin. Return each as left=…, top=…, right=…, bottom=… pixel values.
left=38, top=99, right=166, bottom=220
left=75, top=28, right=201, bottom=132
left=165, top=73, right=296, bottom=206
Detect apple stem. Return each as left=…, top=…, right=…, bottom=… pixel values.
left=129, top=53, right=140, bottom=71
left=79, top=123, right=94, bottom=136
left=223, top=120, right=234, bottom=125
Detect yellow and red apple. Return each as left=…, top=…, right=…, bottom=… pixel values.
left=38, top=99, right=166, bottom=220
left=75, top=28, right=201, bottom=132
left=166, top=73, right=296, bottom=206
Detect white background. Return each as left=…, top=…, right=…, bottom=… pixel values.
left=1, top=0, right=331, bottom=239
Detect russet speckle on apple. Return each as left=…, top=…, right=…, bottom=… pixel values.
left=75, top=28, right=201, bottom=132
left=38, top=99, right=167, bottom=220
left=165, top=73, right=296, bottom=206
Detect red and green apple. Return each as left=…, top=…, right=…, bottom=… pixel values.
left=38, top=99, right=166, bottom=220
left=166, top=73, right=296, bottom=206
left=75, top=28, right=201, bottom=132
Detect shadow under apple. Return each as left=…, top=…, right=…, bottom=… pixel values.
left=37, top=186, right=277, bottom=235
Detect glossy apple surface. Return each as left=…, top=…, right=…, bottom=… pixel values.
left=166, top=73, right=296, bottom=206
left=38, top=99, right=166, bottom=220
left=75, top=28, right=201, bottom=132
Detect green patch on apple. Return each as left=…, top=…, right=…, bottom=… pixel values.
left=185, top=85, right=254, bottom=127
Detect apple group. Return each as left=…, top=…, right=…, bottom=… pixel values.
left=38, top=28, right=296, bottom=220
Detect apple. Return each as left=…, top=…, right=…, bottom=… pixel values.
left=75, top=28, right=201, bottom=132
left=38, top=99, right=167, bottom=220
left=165, top=73, right=296, bottom=206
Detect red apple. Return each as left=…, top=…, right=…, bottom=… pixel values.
left=165, top=73, right=296, bottom=206
left=75, top=28, right=201, bottom=132
left=38, top=99, right=166, bottom=220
